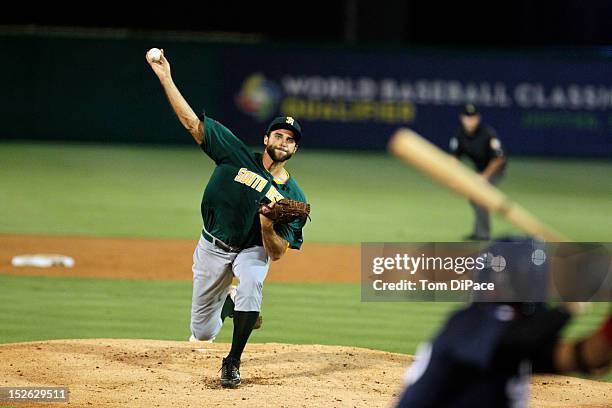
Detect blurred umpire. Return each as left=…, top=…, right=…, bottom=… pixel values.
left=450, top=104, right=507, bottom=241
left=394, top=236, right=612, bottom=408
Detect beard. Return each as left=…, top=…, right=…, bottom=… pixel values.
left=266, top=144, right=294, bottom=162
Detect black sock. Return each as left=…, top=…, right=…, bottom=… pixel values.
left=220, top=295, right=234, bottom=322
left=227, top=311, right=259, bottom=363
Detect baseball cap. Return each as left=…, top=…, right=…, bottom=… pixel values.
left=462, top=104, right=479, bottom=116
left=266, top=116, right=302, bottom=142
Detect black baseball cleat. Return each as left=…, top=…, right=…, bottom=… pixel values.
left=220, top=357, right=241, bottom=388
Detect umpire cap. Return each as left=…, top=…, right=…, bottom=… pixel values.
left=266, top=116, right=302, bottom=142
left=462, top=104, right=479, bottom=116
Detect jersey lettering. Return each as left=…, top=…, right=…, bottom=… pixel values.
left=265, top=185, right=285, bottom=203
left=234, top=168, right=269, bottom=192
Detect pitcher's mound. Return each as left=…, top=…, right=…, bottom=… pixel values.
left=0, top=339, right=407, bottom=407
left=0, top=339, right=609, bottom=408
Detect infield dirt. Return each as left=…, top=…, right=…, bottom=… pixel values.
left=0, top=234, right=358, bottom=283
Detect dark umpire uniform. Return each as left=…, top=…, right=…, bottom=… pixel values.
left=450, top=104, right=506, bottom=241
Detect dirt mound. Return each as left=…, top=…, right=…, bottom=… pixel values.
left=0, top=339, right=407, bottom=407
left=0, top=340, right=609, bottom=408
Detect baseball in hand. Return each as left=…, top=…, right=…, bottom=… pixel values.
left=147, top=48, right=162, bottom=62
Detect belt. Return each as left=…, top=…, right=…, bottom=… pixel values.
left=202, top=229, right=240, bottom=253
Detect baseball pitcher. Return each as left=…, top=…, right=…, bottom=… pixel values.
left=146, top=48, right=310, bottom=388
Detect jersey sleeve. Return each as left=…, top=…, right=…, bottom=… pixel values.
left=200, top=115, right=249, bottom=164
left=274, top=215, right=306, bottom=249
left=486, top=127, right=505, bottom=158
left=492, top=306, right=571, bottom=373
left=450, top=131, right=463, bottom=158
left=273, top=189, right=308, bottom=250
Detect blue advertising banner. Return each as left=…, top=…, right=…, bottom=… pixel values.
left=219, top=47, right=612, bottom=157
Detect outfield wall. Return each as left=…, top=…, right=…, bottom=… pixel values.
left=1, top=31, right=611, bottom=156
left=1, top=33, right=220, bottom=144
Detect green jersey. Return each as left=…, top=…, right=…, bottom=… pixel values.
left=199, top=116, right=307, bottom=250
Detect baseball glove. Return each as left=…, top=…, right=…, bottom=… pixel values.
left=260, top=199, right=311, bottom=224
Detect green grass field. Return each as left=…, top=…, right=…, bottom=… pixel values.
left=1, top=142, right=610, bottom=241
left=0, top=142, right=610, bottom=379
left=0, top=275, right=607, bottom=354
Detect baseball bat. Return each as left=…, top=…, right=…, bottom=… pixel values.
left=388, top=128, right=570, bottom=242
